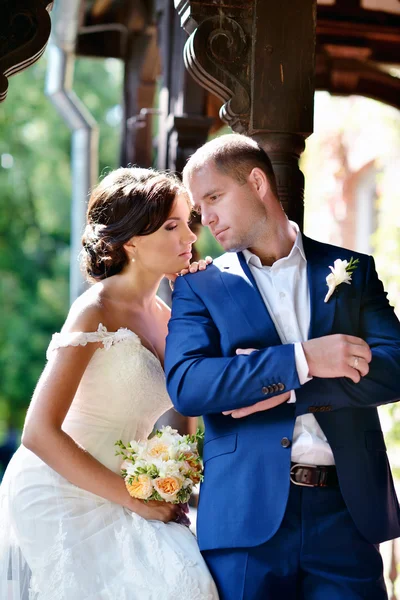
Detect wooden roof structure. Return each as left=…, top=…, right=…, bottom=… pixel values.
left=2, top=1, right=399, bottom=213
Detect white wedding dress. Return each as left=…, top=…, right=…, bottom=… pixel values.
left=0, top=325, right=219, bottom=600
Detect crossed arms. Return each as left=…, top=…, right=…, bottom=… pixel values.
left=165, top=256, right=400, bottom=417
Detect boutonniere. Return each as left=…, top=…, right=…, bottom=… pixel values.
left=324, top=257, right=359, bottom=303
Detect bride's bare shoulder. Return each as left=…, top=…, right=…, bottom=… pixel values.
left=61, top=283, right=108, bottom=334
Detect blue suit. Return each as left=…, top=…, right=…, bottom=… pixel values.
left=165, top=236, right=400, bottom=599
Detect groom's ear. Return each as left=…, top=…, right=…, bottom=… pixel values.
left=248, top=167, right=268, bottom=197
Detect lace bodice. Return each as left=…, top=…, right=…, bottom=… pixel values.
left=47, top=324, right=173, bottom=473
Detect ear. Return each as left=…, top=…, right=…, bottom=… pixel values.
left=248, top=167, right=269, bottom=197
left=123, top=238, right=137, bottom=261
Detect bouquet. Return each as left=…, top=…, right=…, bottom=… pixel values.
left=115, top=426, right=204, bottom=504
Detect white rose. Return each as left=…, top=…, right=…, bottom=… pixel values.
left=158, top=459, right=182, bottom=479
left=177, top=443, right=191, bottom=453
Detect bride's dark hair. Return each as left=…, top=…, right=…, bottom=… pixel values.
left=81, top=167, right=187, bottom=282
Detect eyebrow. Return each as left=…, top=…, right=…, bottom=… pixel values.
left=165, top=216, right=182, bottom=221
left=202, top=188, right=220, bottom=200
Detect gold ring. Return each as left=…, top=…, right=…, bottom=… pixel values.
left=353, top=356, right=359, bottom=369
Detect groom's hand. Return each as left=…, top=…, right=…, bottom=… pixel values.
left=165, top=256, right=213, bottom=281
left=302, top=334, right=372, bottom=383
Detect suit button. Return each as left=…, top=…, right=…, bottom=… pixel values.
left=262, top=386, right=269, bottom=394
left=281, top=437, right=291, bottom=448
left=277, top=383, right=285, bottom=391
left=271, top=384, right=278, bottom=392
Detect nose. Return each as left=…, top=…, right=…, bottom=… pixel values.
left=185, top=224, right=197, bottom=244
left=201, top=207, right=215, bottom=228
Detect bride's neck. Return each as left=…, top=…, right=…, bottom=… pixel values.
left=103, top=264, right=162, bottom=309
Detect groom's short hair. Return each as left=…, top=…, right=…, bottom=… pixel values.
left=182, top=133, right=278, bottom=196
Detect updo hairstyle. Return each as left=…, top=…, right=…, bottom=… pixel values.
left=81, top=167, right=186, bottom=282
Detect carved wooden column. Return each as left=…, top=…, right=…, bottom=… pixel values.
left=174, top=0, right=317, bottom=229
left=156, top=0, right=214, bottom=174
left=0, top=1, right=54, bottom=103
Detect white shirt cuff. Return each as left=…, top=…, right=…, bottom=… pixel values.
left=287, top=344, right=311, bottom=405
left=294, top=342, right=312, bottom=385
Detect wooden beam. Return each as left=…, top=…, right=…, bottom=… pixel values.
left=0, top=0, right=53, bottom=103
left=317, top=18, right=400, bottom=63
left=316, top=50, right=400, bottom=110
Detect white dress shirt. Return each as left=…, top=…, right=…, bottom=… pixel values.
left=242, top=222, right=335, bottom=466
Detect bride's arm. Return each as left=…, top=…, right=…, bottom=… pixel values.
left=21, top=315, right=179, bottom=523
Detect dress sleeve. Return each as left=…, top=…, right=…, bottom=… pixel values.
left=46, top=324, right=113, bottom=359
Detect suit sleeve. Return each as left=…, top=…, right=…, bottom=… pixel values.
left=165, top=275, right=301, bottom=416
left=295, top=256, right=400, bottom=415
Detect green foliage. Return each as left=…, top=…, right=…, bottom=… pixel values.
left=196, top=226, right=224, bottom=260
left=0, top=54, right=122, bottom=429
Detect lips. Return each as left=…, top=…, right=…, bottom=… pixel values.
left=179, top=249, right=192, bottom=258
left=214, top=228, right=228, bottom=239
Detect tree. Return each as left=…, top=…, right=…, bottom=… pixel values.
left=0, top=54, right=122, bottom=434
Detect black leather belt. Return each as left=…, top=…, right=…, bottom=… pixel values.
left=290, top=462, right=339, bottom=488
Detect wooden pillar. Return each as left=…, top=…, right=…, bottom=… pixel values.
left=156, top=0, right=214, bottom=174
left=174, top=0, right=317, bottom=230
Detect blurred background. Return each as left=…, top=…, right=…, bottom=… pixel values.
left=1, top=0, right=400, bottom=593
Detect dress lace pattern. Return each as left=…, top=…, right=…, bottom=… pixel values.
left=47, top=323, right=142, bottom=355
left=0, top=325, right=219, bottom=600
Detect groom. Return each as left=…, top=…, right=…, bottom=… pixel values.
left=165, top=134, right=400, bottom=599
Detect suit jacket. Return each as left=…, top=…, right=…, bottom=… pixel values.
left=165, top=236, right=400, bottom=550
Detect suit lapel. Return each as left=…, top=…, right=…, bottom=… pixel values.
left=302, top=235, right=337, bottom=339
left=217, top=235, right=339, bottom=344
left=216, top=252, right=281, bottom=346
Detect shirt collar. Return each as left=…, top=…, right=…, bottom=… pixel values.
left=242, top=221, right=306, bottom=268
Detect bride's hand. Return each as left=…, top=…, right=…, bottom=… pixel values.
left=130, top=498, right=182, bottom=523
left=223, top=392, right=291, bottom=419
left=166, top=256, right=213, bottom=290
left=222, top=347, right=291, bottom=418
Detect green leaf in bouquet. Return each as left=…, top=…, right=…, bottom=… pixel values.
left=114, top=440, right=127, bottom=450
left=147, top=490, right=163, bottom=503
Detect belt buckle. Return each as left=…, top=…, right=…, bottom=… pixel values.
left=290, top=463, right=318, bottom=487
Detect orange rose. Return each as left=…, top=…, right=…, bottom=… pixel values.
left=153, top=476, right=183, bottom=502
left=183, top=452, right=202, bottom=484
left=125, top=474, right=153, bottom=500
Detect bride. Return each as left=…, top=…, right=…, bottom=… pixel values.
left=0, top=167, right=219, bottom=600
